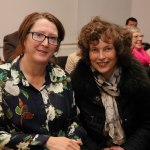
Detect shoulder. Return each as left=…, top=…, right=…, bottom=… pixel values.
left=4, top=31, right=19, bottom=40
left=72, top=59, right=91, bottom=77
left=0, top=63, right=11, bottom=71
left=3, top=31, right=19, bottom=46
left=71, top=59, right=95, bottom=89
left=120, top=59, right=150, bottom=92
left=49, top=63, right=71, bottom=82
left=68, top=51, right=77, bottom=57
left=146, top=48, right=150, bottom=56
left=0, top=63, right=12, bottom=85
left=132, top=49, right=138, bottom=54
left=68, top=51, right=81, bottom=60
left=128, top=59, right=149, bottom=79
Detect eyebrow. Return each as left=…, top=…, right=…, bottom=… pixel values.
left=34, top=31, right=58, bottom=37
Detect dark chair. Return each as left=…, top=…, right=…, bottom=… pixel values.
left=142, top=42, right=150, bottom=50
left=56, top=56, right=68, bottom=69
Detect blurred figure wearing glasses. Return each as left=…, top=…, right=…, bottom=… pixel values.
left=126, top=26, right=150, bottom=67
left=0, top=12, right=86, bottom=150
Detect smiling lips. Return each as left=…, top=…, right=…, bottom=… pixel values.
left=37, top=49, right=48, bottom=54
left=97, top=62, right=108, bottom=67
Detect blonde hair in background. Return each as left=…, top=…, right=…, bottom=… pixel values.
left=126, top=26, right=141, bottom=34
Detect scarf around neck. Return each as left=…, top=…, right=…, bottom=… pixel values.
left=91, top=66, right=125, bottom=145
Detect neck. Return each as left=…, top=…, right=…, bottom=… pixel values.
left=20, top=56, right=46, bottom=77
left=20, top=56, right=47, bottom=90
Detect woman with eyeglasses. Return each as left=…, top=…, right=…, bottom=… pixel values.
left=126, top=26, right=150, bottom=67
left=0, top=12, right=86, bottom=150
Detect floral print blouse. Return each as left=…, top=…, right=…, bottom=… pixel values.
left=0, top=56, right=85, bottom=150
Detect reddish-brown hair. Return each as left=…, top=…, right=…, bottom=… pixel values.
left=10, top=12, right=65, bottom=61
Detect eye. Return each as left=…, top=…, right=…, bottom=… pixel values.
left=133, top=35, right=138, bottom=38
left=49, top=36, right=58, bottom=41
left=90, top=47, right=98, bottom=52
left=139, top=35, right=144, bottom=38
left=103, top=47, right=113, bottom=51
left=34, top=32, right=44, bottom=38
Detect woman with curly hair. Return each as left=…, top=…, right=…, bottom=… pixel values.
left=72, top=17, right=150, bottom=150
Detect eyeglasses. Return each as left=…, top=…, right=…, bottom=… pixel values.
left=28, top=32, right=59, bottom=46
left=133, top=34, right=144, bottom=39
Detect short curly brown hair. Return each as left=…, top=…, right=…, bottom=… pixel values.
left=78, top=16, right=132, bottom=67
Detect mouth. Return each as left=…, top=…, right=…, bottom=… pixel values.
left=37, top=50, right=48, bottom=54
left=97, top=62, right=108, bottom=67
left=135, top=43, right=142, bottom=47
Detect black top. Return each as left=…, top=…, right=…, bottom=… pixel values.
left=72, top=59, right=150, bottom=150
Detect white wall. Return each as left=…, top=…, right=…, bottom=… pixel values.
left=0, top=0, right=79, bottom=60
left=0, top=0, right=78, bottom=45
left=131, top=0, right=150, bottom=43
left=0, top=0, right=133, bottom=45
left=77, top=0, right=131, bottom=31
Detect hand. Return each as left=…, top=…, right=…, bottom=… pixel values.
left=110, top=146, right=124, bottom=150
left=45, top=136, right=81, bottom=150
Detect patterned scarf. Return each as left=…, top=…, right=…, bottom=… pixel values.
left=91, top=66, right=125, bottom=145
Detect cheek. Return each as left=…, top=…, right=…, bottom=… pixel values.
left=111, top=55, right=118, bottom=68
left=53, top=45, right=58, bottom=51
left=48, top=46, right=57, bottom=54
left=132, top=38, right=137, bottom=44
left=108, top=51, right=117, bottom=66
left=89, top=52, right=97, bottom=62
left=112, top=52, right=117, bottom=61
left=24, top=38, right=35, bottom=50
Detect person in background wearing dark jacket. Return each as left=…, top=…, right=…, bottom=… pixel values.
left=72, top=16, right=150, bottom=150
left=3, top=31, right=19, bottom=62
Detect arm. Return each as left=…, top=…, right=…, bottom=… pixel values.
left=0, top=108, right=49, bottom=149
left=65, top=54, right=75, bottom=74
left=132, top=49, right=150, bottom=65
left=45, top=137, right=81, bottom=150
left=44, top=78, right=86, bottom=150
left=66, top=81, right=87, bottom=142
left=0, top=95, right=82, bottom=150
left=65, top=51, right=81, bottom=74
left=121, top=87, right=150, bottom=150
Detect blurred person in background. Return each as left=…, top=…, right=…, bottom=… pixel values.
left=125, top=17, right=138, bottom=27
left=126, top=26, right=150, bottom=66
left=65, top=49, right=81, bottom=74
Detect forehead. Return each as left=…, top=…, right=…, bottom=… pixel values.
left=90, top=39, right=113, bottom=47
left=31, top=18, right=58, bottom=34
left=133, top=32, right=142, bottom=35
left=128, top=21, right=137, bottom=26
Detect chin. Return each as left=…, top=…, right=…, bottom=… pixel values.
left=96, top=68, right=108, bottom=74
left=36, top=55, right=49, bottom=61
left=35, top=58, right=49, bottom=65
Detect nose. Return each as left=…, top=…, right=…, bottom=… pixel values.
left=138, top=35, right=143, bottom=41
left=98, top=50, right=105, bottom=59
left=138, top=36, right=142, bottom=41
left=41, top=37, right=49, bottom=46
